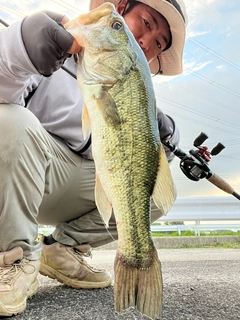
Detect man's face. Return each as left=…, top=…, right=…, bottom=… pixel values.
left=116, top=1, right=171, bottom=63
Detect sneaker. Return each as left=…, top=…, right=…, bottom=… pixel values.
left=39, top=236, right=112, bottom=289
left=0, top=247, right=40, bottom=317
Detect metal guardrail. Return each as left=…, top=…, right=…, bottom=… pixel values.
left=38, top=197, right=240, bottom=237
left=39, top=224, right=240, bottom=237
left=158, top=196, right=240, bottom=222
left=38, top=227, right=55, bottom=235
left=151, top=224, right=187, bottom=235
left=151, top=223, right=240, bottom=236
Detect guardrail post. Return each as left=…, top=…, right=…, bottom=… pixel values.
left=195, top=220, right=200, bottom=236
left=178, top=226, right=181, bottom=235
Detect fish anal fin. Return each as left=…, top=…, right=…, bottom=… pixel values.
left=152, top=144, right=175, bottom=215
left=82, top=103, right=91, bottom=140
left=95, top=174, right=112, bottom=227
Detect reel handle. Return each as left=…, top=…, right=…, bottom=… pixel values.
left=193, top=132, right=208, bottom=147
left=211, top=143, right=225, bottom=156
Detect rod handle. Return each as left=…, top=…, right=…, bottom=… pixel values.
left=207, top=173, right=240, bottom=200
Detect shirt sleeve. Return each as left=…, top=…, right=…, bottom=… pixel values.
left=163, top=116, right=180, bottom=163
left=0, top=12, right=74, bottom=105
left=0, top=19, right=41, bottom=105
left=156, top=107, right=180, bottom=163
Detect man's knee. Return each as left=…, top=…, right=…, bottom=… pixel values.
left=0, top=104, right=43, bottom=165
left=0, top=104, right=40, bottom=136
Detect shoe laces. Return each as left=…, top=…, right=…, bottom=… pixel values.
left=73, top=247, right=92, bottom=259
left=0, top=259, right=36, bottom=285
left=72, top=248, right=105, bottom=273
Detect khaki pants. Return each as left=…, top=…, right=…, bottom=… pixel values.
left=0, top=104, right=171, bottom=260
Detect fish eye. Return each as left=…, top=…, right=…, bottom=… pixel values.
left=111, top=21, right=122, bottom=30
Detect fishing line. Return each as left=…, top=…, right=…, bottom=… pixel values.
left=104, top=223, right=118, bottom=244
left=97, top=211, right=119, bottom=245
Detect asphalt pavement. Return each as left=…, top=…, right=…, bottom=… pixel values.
left=1, top=248, right=240, bottom=320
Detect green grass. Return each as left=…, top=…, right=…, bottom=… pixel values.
left=151, top=230, right=240, bottom=249
left=179, top=242, right=240, bottom=249
left=152, top=230, right=240, bottom=237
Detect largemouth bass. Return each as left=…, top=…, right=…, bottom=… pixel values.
left=65, top=3, right=175, bottom=319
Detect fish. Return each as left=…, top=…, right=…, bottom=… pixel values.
left=64, top=3, right=175, bottom=319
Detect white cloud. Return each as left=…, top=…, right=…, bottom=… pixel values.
left=186, top=30, right=210, bottom=38
left=183, top=60, right=212, bottom=73
left=152, top=74, right=177, bottom=85
left=215, top=64, right=225, bottom=70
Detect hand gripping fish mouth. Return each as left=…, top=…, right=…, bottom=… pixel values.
left=65, top=4, right=137, bottom=85
left=64, top=3, right=115, bottom=47
left=65, top=3, right=175, bottom=320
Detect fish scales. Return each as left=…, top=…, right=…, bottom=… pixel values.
left=65, top=3, right=175, bottom=319
left=98, top=69, right=159, bottom=267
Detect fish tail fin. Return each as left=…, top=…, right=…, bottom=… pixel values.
left=114, top=250, right=162, bottom=319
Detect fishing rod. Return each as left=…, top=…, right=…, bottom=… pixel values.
left=0, top=18, right=9, bottom=27
left=162, top=132, right=240, bottom=201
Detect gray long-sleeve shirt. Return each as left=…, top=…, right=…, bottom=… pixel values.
left=0, top=13, right=179, bottom=162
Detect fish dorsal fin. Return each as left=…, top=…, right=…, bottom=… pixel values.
left=94, top=87, right=121, bottom=127
left=95, top=174, right=113, bottom=227
left=152, top=144, right=175, bottom=215
left=82, top=103, right=91, bottom=140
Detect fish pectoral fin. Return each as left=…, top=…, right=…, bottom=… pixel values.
left=82, top=103, right=91, bottom=139
left=95, top=88, right=121, bottom=127
left=152, top=144, right=175, bottom=215
left=95, top=174, right=113, bottom=227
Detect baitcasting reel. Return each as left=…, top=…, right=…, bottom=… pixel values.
left=162, top=132, right=240, bottom=200
left=179, top=132, right=225, bottom=182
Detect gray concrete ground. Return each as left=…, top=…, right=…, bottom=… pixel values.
left=1, top=248, right=240, bottom=320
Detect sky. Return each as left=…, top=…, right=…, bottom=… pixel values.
left=0, top=0, right=240, bottom=200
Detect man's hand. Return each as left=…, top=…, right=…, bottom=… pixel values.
left=157, top=109, right=174, bottom=140
left=64, top=3, right=114, bottom=51
left=21, top=11, right=82, bottom=75
left=62, top=16, right=82, bottom=54
left=68, top=37, right=82, bottom=54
